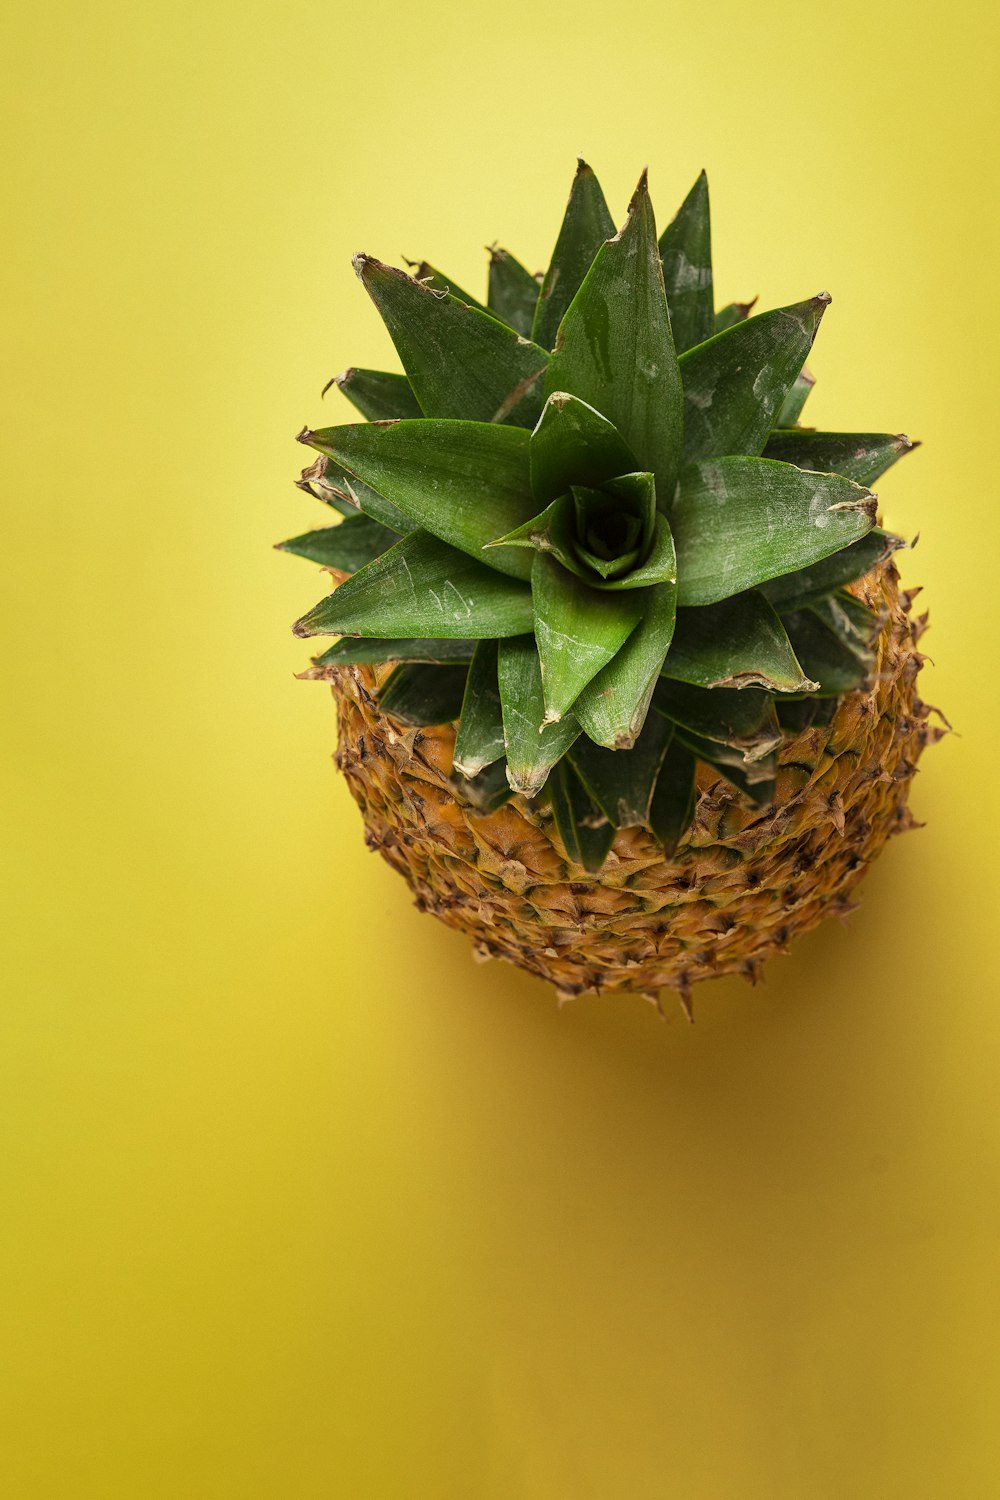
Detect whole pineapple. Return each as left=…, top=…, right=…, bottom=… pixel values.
left=282, top=162, right=942, bottom=1012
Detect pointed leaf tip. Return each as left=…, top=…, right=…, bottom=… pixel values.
left=763, top=430, right=914, bottom=486
left=532, top=161, right=615, bottom=349
left=354, top=253, right=406, bottom=284
left=620, top=168, right=652, bottom=228
left=296, top=426, right=315, bottom=445
left=673, top=458, right=878, bottom=606
left=487, top=243, right=544, bottom=337
left=681, top=295, right=830, bottom=461
left=795, top=292, right=831, bottom=336
left=784, top=293, right=830, bottom=338
left=659, top=168, right=714, bottom=353
left=357, top=256, right=548, bottom=425
left=333, top=367, right=422, bottom=422
left=306, top=419, right=534, bottom=579
left=545, top=177, right=682, bottom=508
left=499, top=637, right=580, bottom=796
left=295, top=530, right=534, bottom=640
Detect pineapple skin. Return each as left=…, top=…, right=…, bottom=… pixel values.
left=330, top=561, right=940, bottom=1008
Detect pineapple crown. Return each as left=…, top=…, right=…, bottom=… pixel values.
left=282, top=161, right=917, bottom=870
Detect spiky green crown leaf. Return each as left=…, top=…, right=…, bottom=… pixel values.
left=283, top=162, right=917, bottom=869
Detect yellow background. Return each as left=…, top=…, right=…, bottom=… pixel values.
left=3, top=0, right=998, bottom=1493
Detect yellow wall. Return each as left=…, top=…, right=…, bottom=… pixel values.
left=2, top=1, right=997, bottom=1494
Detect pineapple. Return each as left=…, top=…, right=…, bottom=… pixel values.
left=281, top=162, right=942, bottom=1013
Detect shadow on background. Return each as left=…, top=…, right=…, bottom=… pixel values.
left=358, top=801, right=988, bottom=1496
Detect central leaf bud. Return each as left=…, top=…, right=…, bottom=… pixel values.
left=570, top=484, right=648, bottom=580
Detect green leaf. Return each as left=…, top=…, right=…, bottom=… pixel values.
left=309, top=637, right=475, bottom=670
left=648, top=737, right=697, bottom=855
left=713, top=299, right=756, bottom=335
left=683, top=741, right=779, bottom=810
left=549, top=761, right=616, bottom=872
left=491, top=485, right=677, bottom=594
left=573, top=581, right=677, bottom=749
left=773, top=366, right=815, bottom=428
left=569, top=484, right=644, bottom=578
left=328, top=367, right=422, bottom=421
left=573, top=471, right=656, bottom=567
left=460, top=756, right=514, bottom=813
left=453, top=641, right=505, bottom=777
left=531, top=552, right=643, bottom=723
left=276, top=513, right=400, bottom=571
left=663, top=591, right=814, bottom=692
left=529, top=391, right=638, bottom=505
left=776, top=696, right=837, bottom=733
left=488, top=248, right=540, bottom=337
left=378, top=664, right=469, bottom=726
left=486, top=491, right=587, bottom=579
left=569, top=709, right=673, bottom=827
left=809, top=590, right=882, bottom=648
left=675, top=730, right=776, bottom=802
left=779, top=608, right=873, bottom=696
left=547, top=763, right=579, bottom=857
left=295, top=447, right=413, bottom=532
left=673, top=457, right=877, bottom=607
left=545, top=172, right=684, bottom=514
left=498, top=637, right=580, bottom=796
left=532, top=159, right=616, bottom=351
left=760, top=528, right=904, bottom=610
left=653, top=680, right=782, bottom=761
left=293, top=530, right=533, bottom=639
left=402, top=260, right=487, bottom=312
left=762, top=430, right=919, bottom=487
left=301, top=419, right=535, bottom=581
left=587, top=509, right=677, bottom=592
left=354, top=255, right=548, bottom=427
left=658, top=170, right=713, bottom=354
left=679, top=295, right=830, bottom=462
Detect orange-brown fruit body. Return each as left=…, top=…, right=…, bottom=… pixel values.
left=326, top=561, right=942, bottom=1011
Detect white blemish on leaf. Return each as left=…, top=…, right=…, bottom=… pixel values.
left=398, top=553, right=416, bottom=593
left=443, top=581, right=473, bottom=619
left=536, top=618, right=601, bottom=657
left=752, top=367, right=773, bottom=402
left=670, top=251, right=712, bottom=292
left=686, top=386, right=714, bottom=410
left=701, top=463, right=729, bottom=502
left=809, top=492, right=832, bottom=528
